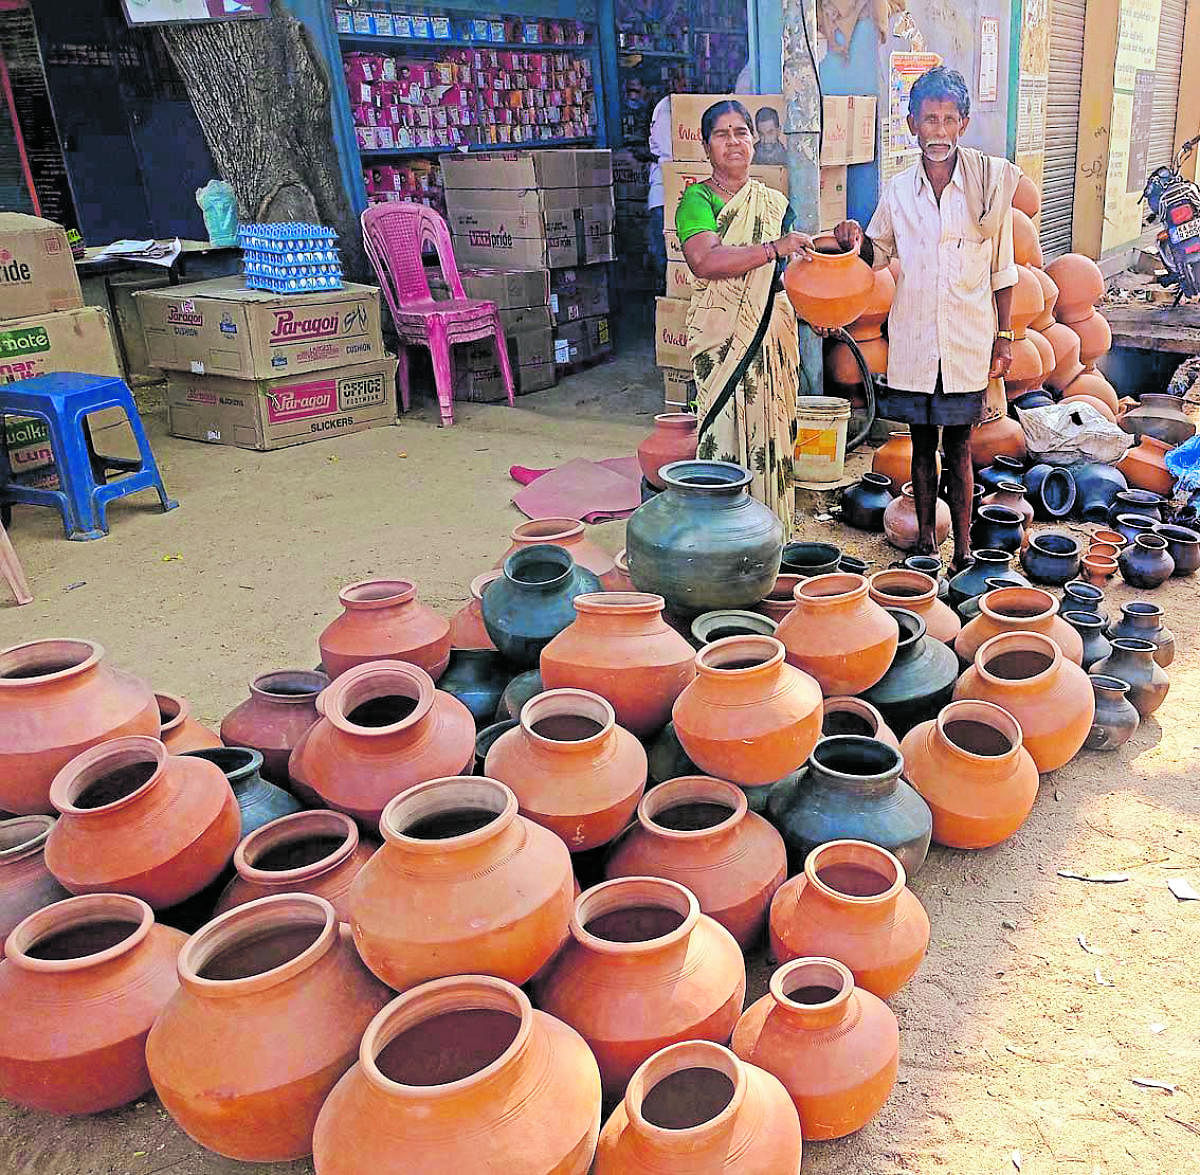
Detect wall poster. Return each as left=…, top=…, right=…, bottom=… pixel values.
left=978, top=17, right=1000, bottom=104
left=882, top=50, right=942, bottom=184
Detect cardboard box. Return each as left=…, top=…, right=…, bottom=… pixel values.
left=138, top=279, right=385, bottom=380
left=583, top=233, right=616, bottom=264
left=664, top=229, right=684, bottom=263
left=655, top=296, right=690, bottom=369
left=820, top=166, right=849, bottom=231
left=166, top=357, right=397, bottom=451
left=613, top=150, right=651, bottom=201
left=663, top=367, right=695, bottom=408
left=661, top=163, right=788, bottom=229
left=456, top=310, right=555, bottom=401
left=549, top=265, right=610, bottom=325
left=110, top=272, right=169, bottom=380
left=445, top=187, right=576, bottom=239
left=668, top=94, right=787, bottom=162
left=553, top=319, right=586, bottom=367
left=0, top=305, right=121, bottom=385
left=820, top=96, right=850, bottom=165
left=441, top=149, right=612, bottom=191
left=452, top=228, right=578, bottom=269
left=460, top=266, right=550, bottom=309
left=583, top=313, right=612, bottom=361
left=665, top=260, right=694, bottom=301
left=0, top=213, right=83, bottom=321
left=847, top=96, right=877, bottom=164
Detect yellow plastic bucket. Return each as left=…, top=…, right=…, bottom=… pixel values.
left=793, top=396, right=852, bottom=486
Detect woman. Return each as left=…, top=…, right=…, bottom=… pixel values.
left=677, top=99, right=814, bottom=530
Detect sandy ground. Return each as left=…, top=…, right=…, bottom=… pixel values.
left=2, top=344, right=1199, bottom=1174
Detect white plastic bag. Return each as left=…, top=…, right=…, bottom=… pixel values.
left=1016, top=400, right=1135, bottom=467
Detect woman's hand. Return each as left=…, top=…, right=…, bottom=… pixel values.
left=774, top=232, right=816, bottom=261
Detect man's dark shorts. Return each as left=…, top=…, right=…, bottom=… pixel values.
left=875, top=371, right=986, bottom=428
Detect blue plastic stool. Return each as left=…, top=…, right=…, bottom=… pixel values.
left=0, top=372, right=178, bottom=541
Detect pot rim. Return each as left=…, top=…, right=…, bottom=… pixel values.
left=990, top=479, right=1027, bottom=497
left=659, top=459, right=752, bottom=494
left=974, top=630, right=1062, bottom=686
left=966, top=548, right=1015, bottom=567
left=4, top=892, right=153, bottom=974
left=1154, top=523, right=1200, bottom=544
left=469, top=570, right=503, bottom=601
left=1108, top=637, right=1157, bottom=656
left=572, top=591, right=665, bottom=617
left=869, top=569, right=936, bottom=610
left=509, top=516, right=585, bottom=545
left=808, top=734, right=904, bottom=787
left=978, top=585, right=1057, bottom=626
left=691, top=611, right=778, bottom=644
left=860, top=471, right=894, bottom=489
left=1120, top=600, right=1164, bottom=621
left=501, top=543, right=576, bottom=591
left=380, top=775, right=517, bottom=852
left=1028, top=532, right=1081, bottom=557
left=0, top=638, right=101, bottom=689
left=793, top=571, right=869, bottom=604
left=235, top=808, right=360, bottom=882
left=614, top=548, right=629, bottom=575
left=180, top=745, right=263, bottom=784
left=782, top=540, right=843, bottom=565
left=821, top=696, right=885, bottom=738
left=623, top=1040, right=748, bottom=1145
left=637, top=775, right=747, bottom=839
left=1113, top=513, right=1157, bottom=533
left=323, top=660, right=435, bottom=738
left=804, top=839, right=907, bottom=905
left=769, top=955, right=855, bottom=1017
left=693, top=634, right=785, bottom=676
left=765, top=573, right=806, bottom=603
left=569, top=876, right=700, bottom=956
left=1061, top=609, right=1104, bottom=631
left=48, top=735, right=169, bottom=817
left=1089, top=673, right=1131, bottom=695
left=1081, top=554, right=1118, bottom=572
left=881, top=606, right=926, bottom=653
left=249, top=669, right=329, bottom=702
left=519, top=687, right=615, bottom=750
left=976, top=504, right=1023, bottom=525
left=652, top=412, right=699, bottom=430
left=0, top=814, right=55, bottom=861
left=1132, top=533, right=1169, bottom=552
left=934, top=699, right=1024, bottom=763
left=1063, top=579, right=1105, bottom=602
left=155, top=691, right=188, bottom=734
left=1115, top=488, right=1165, bottom=506
left=338, top=578, right=417, bottom=610
left=474, top=718, right=518, bottom=762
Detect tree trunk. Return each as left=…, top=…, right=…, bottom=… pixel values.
left=161, top=1, right=366, bottom=280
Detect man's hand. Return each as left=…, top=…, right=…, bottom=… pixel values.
left=834, top=219, right=864, bottom=254
left=989, top=336, right=1013, bottom=378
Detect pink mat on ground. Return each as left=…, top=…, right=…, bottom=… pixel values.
left=510, top=457, right=642, bottom=523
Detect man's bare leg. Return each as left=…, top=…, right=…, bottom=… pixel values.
left=942, top=423, right=975, bottom=572
left=909, top=423, right=941, bottom=556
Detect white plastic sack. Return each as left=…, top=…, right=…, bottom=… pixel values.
left=1016, top=401, right=1135, bottom=467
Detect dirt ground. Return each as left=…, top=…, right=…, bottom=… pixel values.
left=2, top=343, right=1198, bottom=1174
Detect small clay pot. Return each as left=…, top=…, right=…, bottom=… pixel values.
left=1062, top=580, right=1109, bottom=626
left=982, top=480, right=1034, bottom=526
left=840, top=472, right=894, bottom=531
left=1118, top=392, right=1196, bottom=447
left=495, top=668, right=543, bottom=721
left=969, top=415, right=1027, bottom=469
left=903, top=554, right=950, bottom=600
left=948, top=548, right=1028, bottom=608
left=1107, top=600, right=1174, bottom=667
left=780, top=541, right=842, bottom=578
left=1020, top=531, right=1082, bottom=586
left=783, top=235, right=875, bottom=329
left=1093, top=638, right=1169, bottom=718
left=156, top=692, right=221, bottom=755
left=1153, top=523, right=1200, bottom=576
left=883, top=481, right=951, bottom=550
left=1108, top=488, right=1165, bottom=524
left=755, top=574, right=805, bottom=624
left=447, top=571, right=501, bottom=651
left=1118, top=533, right=1174, bottom=588
left=1084, top=675, right=1140, bottom=751
left=473, top=718, right=518, bottom=773
left=1046, top=253, right=1104, bottom=323
left=638, top=413, right=699, bottom=489
left=1117, top=435, right=1174, bottom=497
left=498, top=516, right=622, bottom=589
left=976, top=455, right=1026, bottom=493
left=219, top=669, right=328, bottom=786
left=436, top=649, right=510, bottom=728
left=1081, top=553, right=1118, bottom=585
left=970, top=504, right=1025, bottom=554
left=1061, top=610, right=1112, bottom=670
left=871, top=430, right=925, bottom=492
left=611, top=549, right=634, bottom=592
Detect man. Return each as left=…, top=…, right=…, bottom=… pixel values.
left=647, top=92, right=672, bottom=293
left=835, top=66, right=1019, bottom=571
left=753, top=106, right=788, bottom=164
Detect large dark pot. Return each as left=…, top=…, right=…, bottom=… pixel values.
left=1093, top=638, right=1170, bottom=717
left=766, top=735, right=932, bottom=877
left=1061, top=610, right=1112, bottom=670
left=840, top=473, right=894, bottom=531
left=1118, top=534, right=1174, bottom=589
left=1112, top=513, right=1157, bottom=547
left=1020, top=532, right=1082, bottom=586
left=1084, top=675, right=1140, bottom=751
left=1070, top=463, right=1128, bottom=523
left=969, top=505, right=1025, bottom=554
left=1153, top=522, right=1200, bottom=576
left=860, top=609, right=959, bottom=737
left=780, top=541, right=842, bottom=578
left=947, top=549, right=1029, bottom=609
left=437, top=649, right=510, bottom=728
left=904, top=555, right=950, bottom=601
left=494, top=668, right=544, bottom=721
left=1107, top=600, right=1174, bottom=667
left=1062, top=580, right=1109, bottom=627
left=180, top=747, right=300, bottom=838
left=473, top=719, right=518, bottom=774
left=977, top=456, right=1026, bottom=494
left=1118, top=393, right=1196, bottom=447
left=626, top=460, right=784, bottom=615
left=1023, top=464, right=1077, bottom=520
left=481, top=544, right=602, bottom=669
left=1108, top=489, right=1165, bottom=524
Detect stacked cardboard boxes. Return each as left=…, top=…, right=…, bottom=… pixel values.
left=613, top=149, right=656, bottom=297
left=136, top=277, right=396, bottom=451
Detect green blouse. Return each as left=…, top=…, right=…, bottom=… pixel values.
left=675, top=183, right=726, bottom=243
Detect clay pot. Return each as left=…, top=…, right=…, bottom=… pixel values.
left=216, top=809, right=377, bottom=921
left=605, top=776, right=787, bottom=949
left=947, top=548, right=1029, bottom=608
left=1107, top=600, right=1174, bottom=667
left=783, top=235, right=875, bottom=329
left=900, top=700, right=1039, bottom=849
left=1020, top=531, right=1083, bottom=586
left=1119, top=533, right=1175, bottom=588
left=312, top=975, right=602, bottom=1174
left=1068, top=393, right=1118, bottom=423
left=1030, top=265, right=1058, bottom=328
left=766, top=736, right=932, bottom=877
left=647, top=721, right=701, bottom=786
left=860, top=609, right=960, bottom=737
left=982, top=480, right=1035, bottom=526
left=436, top=649, right=509, bottom=727
left=769, top=840, right=930, bottom=1000
left=1085, top=674, right=1140, bottom=751
left=1002, top=335, right=1044, bottom=395
left=777, top=573, right=899, bottom=696
left=319, top=579, right=452, bottom=682
left=970, top=504, right=1025, bottom=554
left=828, top=335, right=888, bottom=382
left=867, top=569, right=960, bottom=644
left=1013, top=172, right=1042, bottom=218
left=1093, top=638, right=1169, bottom=717
left=1121, top=392, right=1196, bottom=447
left=953, top=631, right=1094, bottom=771
left=485, top=688, right=646, bottom=852
left=969, top=415, right=1028, bottom=469
left=755, top=574, right=805, bottom=624
left=0, top=639, right=159, bottom=816
left=182, top=746, right=301, bottom=838
left=672, top=636, right=822, bottom=786
left=611, top=549, right=634, bottom=591
left=0, top=816, right=69, bottom=956
left=1117, top=436, right=1174, bottom=496
left=1154, top=523, right=1200, bottom=576
left=541, top=592, right=696, bottom=737
left=595, top=1039, right=803, bottom=1172
left=1012, top=388, right=1056, bottom=415
left=473, top=718, right=517, bottom=773
left=1012, top=208, right=1043, bottom=266
left=1023, top=463, right=1078, bottom=519
left=732, top=957, right=898, bottom=1141
left=871, top=430, right=932, bottom=492
left=1063, top=369, right=1119, bottom=413
left=977, top=455, right=1026, bottom=493
left=882, top=479, right=952, bottom=550
left=289, top=661, right=475, bottom=826
left=147, top=894, right=390, bottom=1162
left=1061, top=610, right=1112, bottom=670
left=1069, top=311, right=1112, bottom=365
left=495, top=667, right=543, bottom=720
left=219, top=669, right=328, bottom=787
left=904, top=554, right=951, bottom=599
left=45, top=736, right=239, bottom=909
left=0, top=894, right=185, bottom=1113
left=638, top=413, right=699, bottom=489
left=1112, top=512, right=1158, bottom=546
left=1010, top=265, right=1045, bottom=335
left=448, top=571, right=501, bottom=651
left=627, top=460, right=784, bottom=616
left=498, top=516, right=622, bottom=589
left=1063, top=579, right=1110, bottom=625
left=1081, top=553, right=1119, bottom=585
left=349, top=776, right=573, bottom=989
left=848, top=262, right=896, bottom=338
left=156, top=692, right=221, bottom=754
left=820, top=697, right=899, bottom=747
left=1046, top=253, right=1104, bottom=323
left=1042, top=321, right=1086, bottom=390
left=840, top=472, right=895, bottom=531
left=1070, top=462, right=1128, bottom=522
left=534, top=876, right=746, bottom=1098
left=1085, top=533, right=1127, bottom=559
left=780, top=540, right=843, bottom=578
left=690, top=610, right=777, bottom=645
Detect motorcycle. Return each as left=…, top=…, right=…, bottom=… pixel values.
left=1141, top=132, right=1200, bottom=304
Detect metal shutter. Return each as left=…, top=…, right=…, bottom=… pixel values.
left=1148, top=0, right=1187, bottom=171
left=1041, top=0, right=1087, bottom=258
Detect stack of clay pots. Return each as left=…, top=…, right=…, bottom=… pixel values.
left=824, top=264, right=896, bottom=405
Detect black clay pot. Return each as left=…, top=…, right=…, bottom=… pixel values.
left=494, top=668, right=544, bottom=721
left=690, top=609, right=777, bottom=646
left=1024, top=463, right=1077, bottom=520
left=904, top=555, right=949, bottom=601
left=645, top=720, right=699, bottom=786
left=640, top=476, right=660, bottom=503
left=1062, top=580, right=1109, bottom=627
left=1108, top=600, right=1175, bottom=667
left=977, top=455, right=1026, bottom=494
left=1118, top=533, right=1174, bottom=588
left=1094, top=638, right=1170, bottom=717
left=970, top=505, right=1025, bottom=554
left=180, top=746, right=300, bottom=838
left=1070, top=462, right=1128, bottom=523
left=473, top=718, right=518, bottom=773
left=1061, top=610, right=1112, bottom=670
left=1020, top=532, right=1082, bottom=586
left=1108, top=488, right=1165, bottom=524
left=1011, top=389, right=1055, bottom=412
left=1154, top=522, right=1200, bottom=576
left=947, top=549, right=1030, bottom=609
left=840, top=472, right=894, bottom=531
left=437, top=649, right=510, bottom=728
left=1112, top=513, right=1158, bottom=547
left=970, top=483, right=986, bottom=516
left=838, top=554, right=870, bottom=576
left=957, top=577, right=1015, bottom=623
left=860, top=608, right=960, bottom=737
left=1084, top=675, right=1140, bottom=751
left=780, top=541, right=843, bottom=578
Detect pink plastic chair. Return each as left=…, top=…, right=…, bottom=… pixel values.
left=361, top=202, right=515, bottom=427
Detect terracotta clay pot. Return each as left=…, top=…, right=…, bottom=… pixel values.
left=147, top=894, right=390, bottom=1162
left=1063, top=369, right=1119, bottom=413
left=953, top=631, right=1095, bottom=772
left=156, top=692, right=221, bottom=755
left=871, top=430, right=933, bottom=492
left=485, top=688, right=646, bottom=852
left=611, top=549, right=634, bottom=592
left=776, top=573, right=899, bottom=696
left=672, top=636, right=823, bottom=786
left=1107, top=599, right=1174, bottom=667
left=0, top=639, right=159, bottom=816
left=900, top=700, right=1039, bottom=849
left=216, top=809, right=378, bottom=921
left=638, top=414, right=699, bottom=489
left=848, top=262, right=896, bottom=339
left=605, top=776, right=787, bottom=949
left=0, top=893, right=185, bottom=1113
left=312, top=975, right=602, bottom=1175
left=1070, top=311, right=1112, bottom=365
left=954, top=586, right=1084, bottom=666
left=498, top=516, right=621, bottom=590
left=820, top=697, right=899, bottom=747
left=1085, top=674, right=1140, bottom=751
left=1002, top=335, right=1044, bottom=395
left=1030, top=265, right=1058, bottom=328
left=1012, top=208, right=1043, bottom=266
left=828, top=335, right=888, bottom=383
left=883, top=480, right=952, bottom=549
left=969, top=414, right=1028, bottom=469
left=534, top=877, right=746, bottom=1098
left=319, top=579, right=452, bottom=682
left=732, top=957, right=898, bottom=1141
left=447, top=571, right=501, bottom=651
left=349, top=776, right=573, bottom=989
left=769, top=839, right=930, bottom=1000
left=594, top=1040, right=803, bottom=1173
left=1042, top=321, right=1086, bottom=390
left=783, top=235, right=875, bottom=329
left=289, top=660, right=475, bottom=826
left=219, top=669, right=328, bottom=787
left=45, top=736, right=239, bottom=909
left=1081, top=553, right=1119, bottom=585
left=1093, top=638, right=1169, bottom=717
left=0, top=816, right=69, bottom=957
left=868, top=569, right=960, bottom=644
left=1117, top=436, right=1174, bottom=496
left=1046, top=253, right=1104, bottom=323
left=755, top=573, right=806, bottom=624
left=1010, top=265, right=1045, bottom=335
left=541, top=592, right=696, bottom=738
left=982, top=480, right=1035, bottom=526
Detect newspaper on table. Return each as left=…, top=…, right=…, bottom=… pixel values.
left=93, top=238, right=182, bottom=268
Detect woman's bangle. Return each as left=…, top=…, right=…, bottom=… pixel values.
left=764, top=241, right=777, bottom=263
